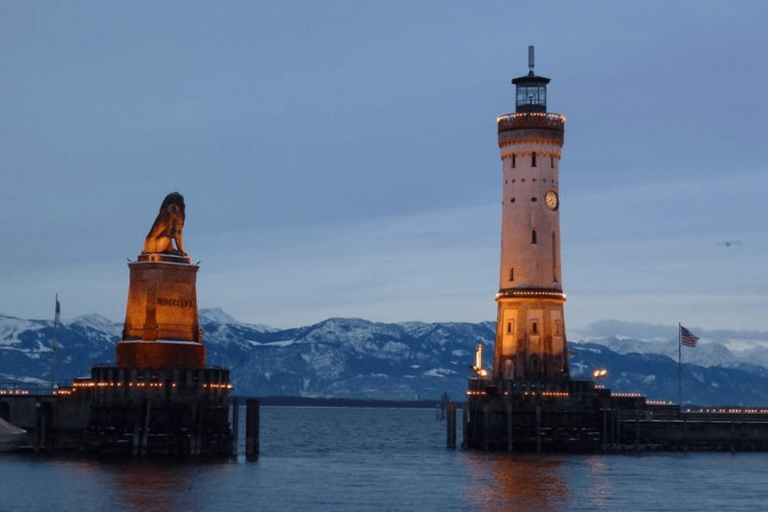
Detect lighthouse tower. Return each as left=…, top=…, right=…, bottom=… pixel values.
left=492, top=47, right=568, bottom=383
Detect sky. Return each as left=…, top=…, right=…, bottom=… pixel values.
left=1, top=1, right=767, bottom=337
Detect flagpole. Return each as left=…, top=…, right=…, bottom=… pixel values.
left=678, top=322, right=682, bottom=407
left=52, top=294, right=59, bottom=393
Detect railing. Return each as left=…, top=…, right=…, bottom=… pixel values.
left=497, top=112, right=565, bottom=132
left=0, top=382, right=50, bottom=395
left=685, top=407, right=768, bottom=416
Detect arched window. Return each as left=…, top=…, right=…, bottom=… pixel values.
left=532, top=230, right=537, bottom=244
left=531, top=152, right=537, bottom=167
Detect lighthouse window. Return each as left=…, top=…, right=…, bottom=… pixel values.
left=510, top=198, right=515, bottom=203
left=550, top=155, right=554, bottom=168
left=512, top=154, right=516, bottom=168
left=532, top=152, right=537, bottom=167
left=532, top=230, right=537, bottom=244
left=532, top=322, right=538, bottom=334
left=509, top=267, right=514, bottom=281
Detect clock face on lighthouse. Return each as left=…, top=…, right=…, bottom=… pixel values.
left=545, top=189, right=558, bottom=210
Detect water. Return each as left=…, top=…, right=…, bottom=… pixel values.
left=2, top=406, right=768, bottom=511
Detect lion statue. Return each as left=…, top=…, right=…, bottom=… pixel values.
left=143, top=192, right=187, bottom=255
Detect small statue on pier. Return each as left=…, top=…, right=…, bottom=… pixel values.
left=143, top=192, right=187, bottom=256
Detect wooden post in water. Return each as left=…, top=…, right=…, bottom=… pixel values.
left=132, top=408, right=140, bottom=456
left=535, top=405, right=542, bottom=453
left=140, top=399, right=151, bottom=456
left=34, top=402, right=41, bottom=454
left=40, top=408, right=47, bottom=453
left=461, top=403, right=468, bottom=449
left=601, top=408, right=607, bottom=452
left=191, top=401, right=201, bottom=457
left=635, top=418, right=640, bottom=450
left=446, top=403, right=456, bottom=449
left=231, top=397, right=239, bottom=455
left=245, top=398, right=259, bottom=459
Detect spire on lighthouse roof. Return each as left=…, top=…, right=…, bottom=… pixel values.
left=512, top=45, right=550, bottom=113
left=528, top=44, right=535, bottom=75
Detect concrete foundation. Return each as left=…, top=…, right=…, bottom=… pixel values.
left=118, top=259, right=205, bottom=369
left=0, top=366, right=235, bottom=457
left=461, top=379, right=768, bottom=452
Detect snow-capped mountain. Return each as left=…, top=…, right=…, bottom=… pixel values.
left=2, top=310, right=768, bottom=405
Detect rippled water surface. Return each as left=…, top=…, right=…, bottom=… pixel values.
left=2, top=406, right=767, bottom=511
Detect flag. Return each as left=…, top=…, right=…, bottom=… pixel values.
left=680, top=325, right=698, bottom=347
left=55, top=295, right=60, bottom=327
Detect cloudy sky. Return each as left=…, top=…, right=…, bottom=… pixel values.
left=1, top=1, right=767, bottom=336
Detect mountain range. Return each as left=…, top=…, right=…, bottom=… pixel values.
left=2, top=309, right=768, bottom=406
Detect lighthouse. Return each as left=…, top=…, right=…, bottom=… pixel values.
left=492, top=46, right=568, bottom=383
left=455, top=47, right=768, bottom=454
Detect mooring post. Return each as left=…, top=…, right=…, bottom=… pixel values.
left=535, top=405, right=542, bottom=453
left=190, top=400, right=201, bottom=457
left=245, top=398, right=259, bottom=459
left=601, top=408, right=607, bottom=452
left=40, top=407, right=47, bottom=452
left=140, top=399, right=151, bottom=456
left=506, top=403, right=513, bottom=452
left=34, top=402, right=41, bottom=455
left=231, top=397, right=239, bottom=455
left=446, top=403, right=457, bottom=449
left=461, top=403, right=468, bottom=449
left=132, top=410, right=140, bottom=456
left=635, top=418, right=640, bottom=450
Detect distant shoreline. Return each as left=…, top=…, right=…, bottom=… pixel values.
left=232, top=395, right=450, bottom=409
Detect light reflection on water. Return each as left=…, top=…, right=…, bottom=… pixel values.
left=2, top=407, right=768, bottom=511
left=462, top=452, right=570, bottom=511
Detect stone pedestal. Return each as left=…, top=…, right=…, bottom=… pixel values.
left=116, top=254, right=206, bottom=369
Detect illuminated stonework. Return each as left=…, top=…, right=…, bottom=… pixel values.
left=492, top=59, right=569, bottom=382
left=116, top=193, right=205, bottom=369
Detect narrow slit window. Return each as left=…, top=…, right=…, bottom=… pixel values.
left=532, top=322, right=538, bottom=334
left=509, top=267, right=514, bottom=282
left=532, top=230, right=537, bottom=244
left=531, top=152, right=537, bottom=167
left=550, top=155, right=554, bottom=168
left=512, top=154, right=516, bottom=168
left=507, top=320, right=513, bottom=334
left=552, top=231, right=558, bottom=282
